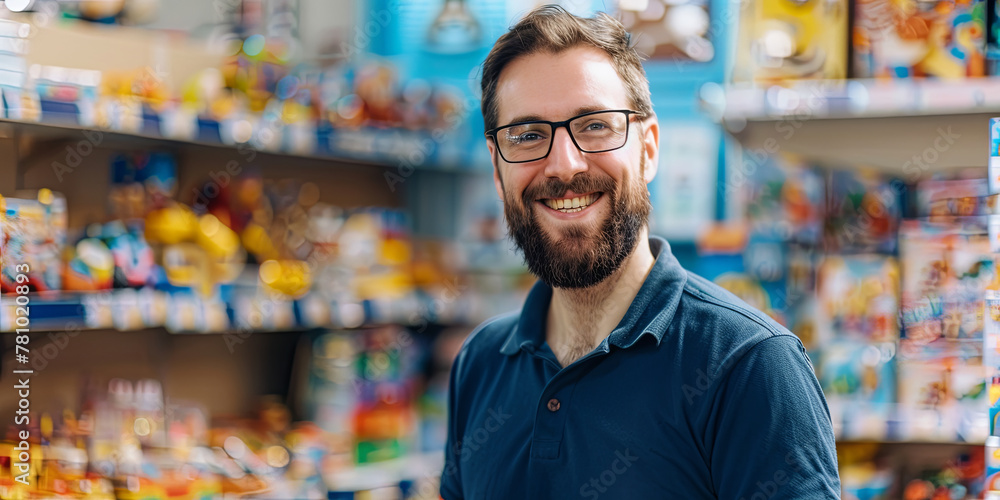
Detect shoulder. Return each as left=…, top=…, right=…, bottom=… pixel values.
left=680, top=271, right=787, bottom=337
left=460, top=311, right=519, bottom=355
left=451, top=311, right=519, bottom=376
left=672, top=271, right=810, bottom=379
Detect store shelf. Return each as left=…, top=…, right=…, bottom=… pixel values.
left=830, top=402, right=989, bottom=446
left=324, top=452, right=443, bottom=494
left=837, top=439, right=984, bottom=446
left=702, top=79, right=1000, bottom=122
left=0, top=287, right=524, bottom=334
left=700, top=79, right=1000, bottom=174
left=0, top=115, right=484, bottom=176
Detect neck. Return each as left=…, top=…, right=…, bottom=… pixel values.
left=546, top=229, right=656, bottom=367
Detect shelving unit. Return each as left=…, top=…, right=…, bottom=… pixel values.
left=0, top=120, right=469, bottom=495
left=0, top=287, right=523, bottom=334
left=0, top=115, right=487, bottom=195
left=701, top=79, right=1000, bottom=173
left=0, top=56, right=493, bottom=500
left=701, top=78, right=998, bottom=499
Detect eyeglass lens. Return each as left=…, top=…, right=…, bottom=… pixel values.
left=496, top=111, right=630, bottom=163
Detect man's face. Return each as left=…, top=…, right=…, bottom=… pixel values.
left=489, top=46, right=659, bottom=289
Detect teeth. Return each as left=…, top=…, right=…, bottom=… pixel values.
left=543, top=194, right=598, bottom=212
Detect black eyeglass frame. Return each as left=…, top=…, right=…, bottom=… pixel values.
left=485, top=109, right=645, bottom=164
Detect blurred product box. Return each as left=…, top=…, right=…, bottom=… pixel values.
left=988, top=0, right=1000, bottom=74
left=0, top=189, right=67, bottom=293
left=732, top=0, right=848, bottom=81
left=853, top=0, right=987, bottom=78
left=744, top=154, right=825, bottom=245
left=819, top=339, right=897, bottom=405
left=825, top=169, right=901, bottom=254
left=696, top=226, right=792, bottom=326
left=898, top=357, right=987, bottom=417
left=900, top=219, right=996, bottom=345
left=918, top=177, right=991, bottom=219
left=816, top=255, right=900, bottom=343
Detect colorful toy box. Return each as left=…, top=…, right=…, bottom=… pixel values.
left=853, top=0, right=987, bottom=78
left=732, top=0, right=849, bottom=81
left=825, top=170, right=901, bottom=254
left=900, top=220, right=996, bottom=345
left=0, top=190, right=67, bottom=293
left=744, top=155, right=825, bottom=245
left=819, top=340, right=897, bottom=404
left=816, top=255, right=900, bottom=343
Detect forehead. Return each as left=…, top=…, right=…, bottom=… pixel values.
left=495, top=45, right=630, bottom=125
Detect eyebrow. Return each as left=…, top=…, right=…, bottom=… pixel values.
left=502, top=106, right=610, bottom=128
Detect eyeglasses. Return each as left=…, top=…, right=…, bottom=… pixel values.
left=485, top=109, right=643, bottom=164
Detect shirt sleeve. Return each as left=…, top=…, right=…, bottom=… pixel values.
left=707, top=334, right=841, bottom=499
left=440, top=346, right=467, bottom=500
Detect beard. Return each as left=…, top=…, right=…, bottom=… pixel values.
left=501, top=156, right=652, bottom=289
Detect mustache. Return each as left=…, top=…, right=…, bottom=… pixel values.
left=521, top=174, right=617, bottom=204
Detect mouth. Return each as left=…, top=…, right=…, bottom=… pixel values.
left=539, top=192, right=602, bottom=214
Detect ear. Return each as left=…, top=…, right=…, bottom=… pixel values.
left=640, top=115, right=659, bottom=184
left=488, top=138, right=505, bottom=199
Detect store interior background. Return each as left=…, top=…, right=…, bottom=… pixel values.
left=0, top=0, right=998, bottom=498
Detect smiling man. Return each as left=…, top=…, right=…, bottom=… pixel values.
left=440, top=6, right=840, bottom=500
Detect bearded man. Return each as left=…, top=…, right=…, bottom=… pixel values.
left=441, top=6, right=841, bottom=499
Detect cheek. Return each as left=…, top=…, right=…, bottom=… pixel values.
left=591, top=152, right=633, bottom=185
left=506, top=168, right=540, bottom=196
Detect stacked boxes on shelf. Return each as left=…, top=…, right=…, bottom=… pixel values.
left=853, top=0, right=987, bottom=78
left=816, top=169, right=903, bottom=441
left=715, top=152, right=1000, bottom=496
left=711, top=150, right=998, bottom=443
left=985, top=117, right=1000, bottom=492
left=733, top=0, right=1000, bottom=79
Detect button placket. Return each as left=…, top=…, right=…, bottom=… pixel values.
left=530, top=384, right=577, bottom=460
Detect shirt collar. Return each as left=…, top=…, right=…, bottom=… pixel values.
left=500, top=236, right=688, bottom=356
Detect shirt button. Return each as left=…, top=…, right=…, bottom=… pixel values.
left=547, top=398, right=561, bottom=412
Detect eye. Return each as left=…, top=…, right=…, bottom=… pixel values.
left=574, top=119, right=614, bottom=135
left=505, top=129, right=547, bottom=145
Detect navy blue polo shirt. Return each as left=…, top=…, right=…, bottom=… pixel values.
left=440, top=237, right=840, bottom=499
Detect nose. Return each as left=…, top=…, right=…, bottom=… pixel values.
left=542, top=126, right=588, bottom=183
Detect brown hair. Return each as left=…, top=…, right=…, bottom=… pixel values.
left=480, top=5, right=653, bottom=132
